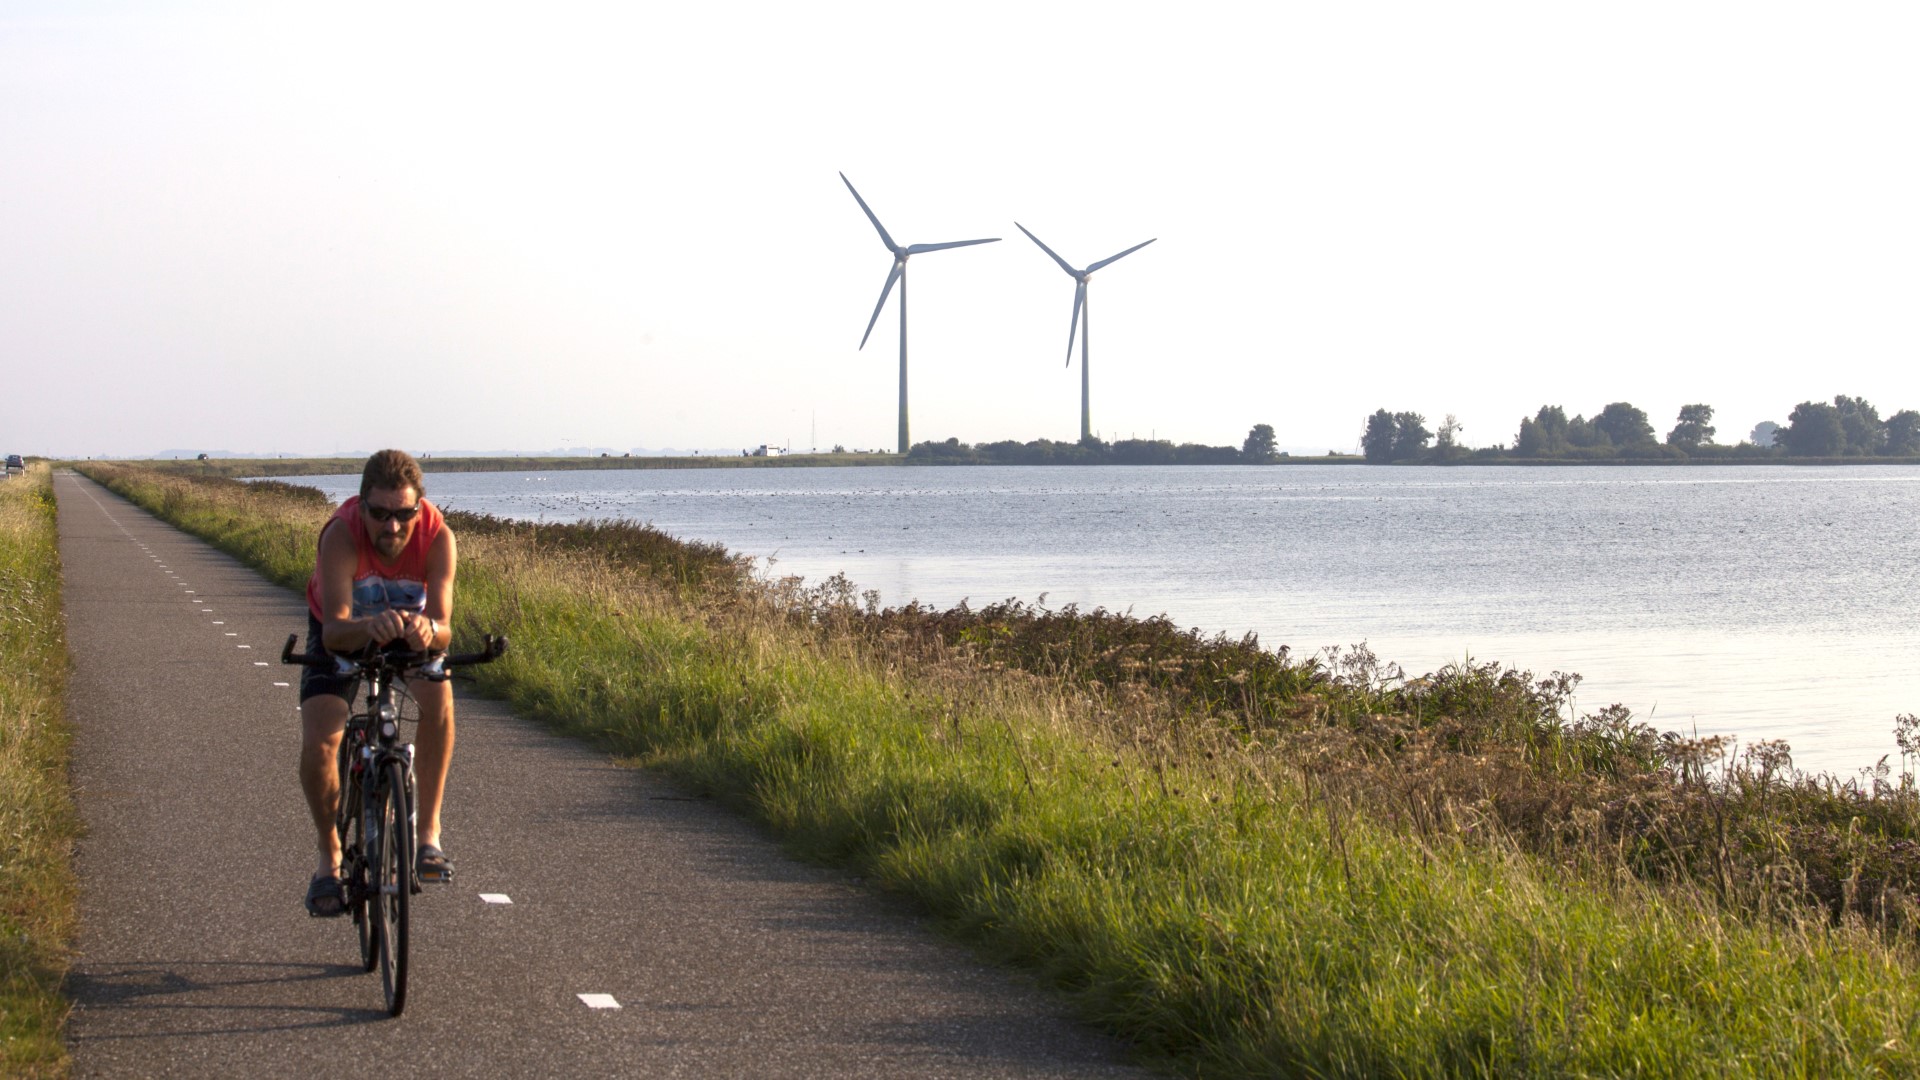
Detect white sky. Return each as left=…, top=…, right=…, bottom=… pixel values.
left=3, top=2, right=1917, bottom=457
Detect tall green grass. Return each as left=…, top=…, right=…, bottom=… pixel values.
left=74, top=462, right=1920, bottom=1077
left=0, top=465, right=76, bottom=1078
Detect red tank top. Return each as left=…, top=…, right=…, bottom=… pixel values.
left=305, top=496, right=446, bottom=620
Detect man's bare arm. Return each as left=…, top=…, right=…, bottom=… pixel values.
left=408, top=527, right=456, bottom=652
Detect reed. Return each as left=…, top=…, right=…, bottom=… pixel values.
left=74, top=461, right=1920, bottom=1076
left=0, top=465, right=77, bottom=1078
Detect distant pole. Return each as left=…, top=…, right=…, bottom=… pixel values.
left=1080, top=288, right=1092, bottom=442
left=898, top=268, right=910, bottom=454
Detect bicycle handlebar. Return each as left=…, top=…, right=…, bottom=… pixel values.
left=280, top=632, right=509, bottom=674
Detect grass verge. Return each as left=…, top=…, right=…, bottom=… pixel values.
left=0, top=465, right=76, bottom=1078
left=73, top=461, right=1920, bottom=1077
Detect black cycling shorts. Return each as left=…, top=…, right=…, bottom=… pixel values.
left=298, top=614, right=360, bottom=704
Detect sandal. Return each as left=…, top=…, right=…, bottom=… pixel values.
left=305, top=872, right=347, bottom=918
left=416, top=844, right=454, bottom=884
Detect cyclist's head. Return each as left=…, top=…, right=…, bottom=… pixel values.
left=360, top=449, right=424, bottom=503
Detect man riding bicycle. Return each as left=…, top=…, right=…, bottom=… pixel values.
left=301, top=449, right=459, bottom=917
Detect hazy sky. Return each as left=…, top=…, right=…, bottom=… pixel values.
left=4, top=2, right=1917, bottom=457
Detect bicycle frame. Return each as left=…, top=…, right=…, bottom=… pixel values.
left=348, top=663, right=417, bottom=887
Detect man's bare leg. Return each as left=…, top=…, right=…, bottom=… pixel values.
left=299, top=694, right=349, bottom=878
left=411, top=679, right=454, bottom=852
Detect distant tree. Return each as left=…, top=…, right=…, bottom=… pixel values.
left=1565, top=414, right=1610, bottom=449
left=1242, top=423, right=1278, bottom=461
left=1514, top=406, right=1569, bottom=456
left=1594, top=402, right=1656, bottom=446
left=1748, top=421, right=1779, bottom=448
left=1779, top=400, right=1845, bottom=456
left=1514, top=418, right=1544, bottom=456
left=1435, top=414, right=1463, bottom=449
left=1362, top=410, right=1398, bottom=462
left=1886, top=411, right=1920, bottom=456
left=1832, top=395, right=1885, bottom=455
left=1391, top=412, right=1431, bottom=460
left=1666, top=403, right=1716, bottom=449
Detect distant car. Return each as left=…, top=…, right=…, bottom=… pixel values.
left=4, top=455, right=22, bottom=473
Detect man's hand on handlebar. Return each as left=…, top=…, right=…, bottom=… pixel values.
left=398, top=612, right=435, bottom=653
left=363, top=609, right=431, bottom=650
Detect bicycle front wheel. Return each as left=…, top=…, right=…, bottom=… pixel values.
left=369, top=758, right=413, bottom=1016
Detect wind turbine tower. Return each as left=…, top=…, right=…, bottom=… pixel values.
left=1015, top=223, right=1156, bottom=442
left=842, top=172, right=1000, bottom=454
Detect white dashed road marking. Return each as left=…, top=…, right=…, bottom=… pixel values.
left=577, top=994, right=621, bottom=1009
left=479, top=893, right=512, bottom=904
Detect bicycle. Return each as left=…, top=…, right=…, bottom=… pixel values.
left=282, top=631, right=507, bottom=1016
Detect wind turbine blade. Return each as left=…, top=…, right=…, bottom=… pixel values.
left=904, top=237, right=1000, bottom=255
left=859, top=261, right=903, bottom=350
left=1015, top=222, right=1080, bottom=277
left=1086, top=238, right=1156, bottom=274
left=1065, top=280, right=1085, bottom=366
left=840, top=172, right=900, bottom=253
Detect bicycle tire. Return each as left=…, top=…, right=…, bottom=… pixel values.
left=370, top=757, right=412, bottom=1016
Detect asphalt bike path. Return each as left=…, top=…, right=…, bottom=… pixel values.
left=56, top=472, right=1143, bottom=1078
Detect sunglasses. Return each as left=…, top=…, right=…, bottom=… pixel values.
left=363, top=503, right=421, bottom=523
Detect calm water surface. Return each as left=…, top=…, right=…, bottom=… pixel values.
left=282, top=464, right=1920, bottom=775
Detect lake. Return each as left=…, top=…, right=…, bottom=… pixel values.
left=277, top=464, right=1920, bottom=776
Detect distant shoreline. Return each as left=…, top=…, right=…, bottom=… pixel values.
left=88, top=452, right=1920, bottom=479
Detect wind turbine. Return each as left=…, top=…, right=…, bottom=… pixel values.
left=842, top=172, right=1000, bottom=454
left=1015, top=223, right=1155, bottom=442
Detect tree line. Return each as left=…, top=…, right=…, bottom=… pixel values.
left=1360, top=396, right=1920, bottom=463
left=907, top=435, right=1247, bottom=465
left=903, top=425, right=1308, bottom=465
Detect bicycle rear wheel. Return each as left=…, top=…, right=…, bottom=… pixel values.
left=333, top=727, right=363, bottom=845
left=369, top=757, right=413, bottom=1016
left=337, top=728, right=376, bottom=970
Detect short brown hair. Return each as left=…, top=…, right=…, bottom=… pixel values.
left=360, top=449, right=424, bottom=501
